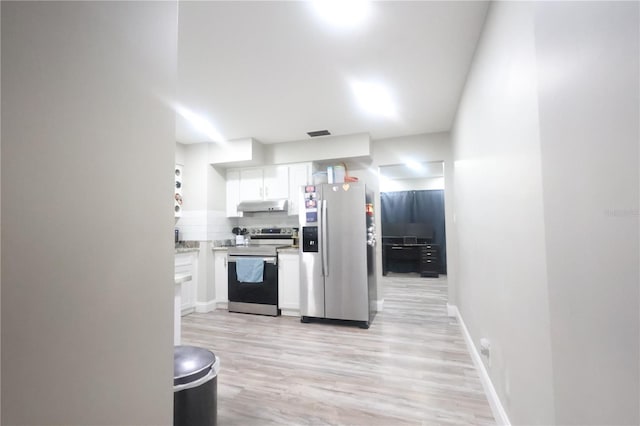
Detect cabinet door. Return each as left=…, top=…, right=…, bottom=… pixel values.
left=278, top=253, right=300, bottom=316
left=239, top=168, right=264, bottom=201
left=175, top=253, right=196, bottom=315
left=287, top=163, right=311, bottom=215
left=214, top=251, right=228, bottom=306
left=226, top=170, right=242, bottom=217
left=181, top=280, right=195, bottom=313
left=263, top=166, right=289, bottom=200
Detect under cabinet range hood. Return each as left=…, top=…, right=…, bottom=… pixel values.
left=237, top=199, right=288, bottom=213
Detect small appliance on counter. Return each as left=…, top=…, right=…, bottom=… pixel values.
left=232, top=227, right=249, bottom=246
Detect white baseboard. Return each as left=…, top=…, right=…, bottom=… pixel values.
left=181, top=307, right=195, bottom=316
left=195, top=300, right=216, bottom=313
left=215, top=301, right=228, bottom=310
left=446, top=303, right=456, bottom=317
left=376, top=299, right=384, bottom=311
left=280, top=308, right=301, bottom=317
left=450, top=304, right=511, bottom=426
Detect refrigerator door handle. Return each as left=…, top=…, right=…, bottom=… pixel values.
left=322, top=199, right=328, bottom=277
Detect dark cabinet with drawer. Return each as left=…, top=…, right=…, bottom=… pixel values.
left=382, top=242, right=439, bottom=277
left=419, top=244, right=439, bottom=277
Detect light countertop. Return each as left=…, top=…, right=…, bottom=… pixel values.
left=277, top=247, right=300, bottom=254
left=175, top=247, right=199, bottom=254
left=174, top=273, right=192, bottom=285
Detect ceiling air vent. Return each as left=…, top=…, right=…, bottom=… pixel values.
left=307, top=130, right=331, bottom=137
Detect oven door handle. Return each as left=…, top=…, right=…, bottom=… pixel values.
left=227, top=255, right=277, bottom=264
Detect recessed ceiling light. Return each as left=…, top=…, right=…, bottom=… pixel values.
left=175, top=105, right=226, bottom=144
left=311, top=0, right=371, bottom=29
left=350, top=80, right=398, bottom=119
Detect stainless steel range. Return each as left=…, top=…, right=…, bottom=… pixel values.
left=227, top=228, right=295, bottom=316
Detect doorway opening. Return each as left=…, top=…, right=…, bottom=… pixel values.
left=378, top=161, right=446, bottom=278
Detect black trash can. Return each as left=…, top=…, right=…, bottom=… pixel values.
left=173, top=345, right=220, bottom=426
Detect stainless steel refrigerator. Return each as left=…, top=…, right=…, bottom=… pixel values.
left=299, top=182, right=377, bottom=328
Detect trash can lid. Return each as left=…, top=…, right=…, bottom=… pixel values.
left=174, top=345, right=216, bottom=386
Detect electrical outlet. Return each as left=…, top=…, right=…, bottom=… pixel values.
left=480, top=338, right=491, bottom=367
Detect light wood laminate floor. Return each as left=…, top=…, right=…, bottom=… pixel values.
left=181, top=274, right=495, bottom=425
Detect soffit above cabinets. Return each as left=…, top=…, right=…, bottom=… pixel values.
left=209, top=138, right=264, bottom=167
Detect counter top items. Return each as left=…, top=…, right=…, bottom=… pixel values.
left=232, top=227, right=249, bottom=246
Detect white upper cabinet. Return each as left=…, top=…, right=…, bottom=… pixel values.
left=262, top=166, right=289, bottom=200
left=226, top=163, right=313, bottom=215
left=239, top=166, right=289, bottom=202
left=287, top=163, right=312, bottom=216
left=239, top=168, right=265, bottom=201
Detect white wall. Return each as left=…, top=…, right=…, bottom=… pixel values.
left=175, top=143, right=233, bottom=242
left=534, top=2, right=639, bottom=424
left=175, top=141, right=186, bottom=166
left=0, top=3, right=3, bottom=419
left=175, top=143, right=231, bottom=309
left=1, top=2, right=177, bottom=424
left=451, top=2, right=555, bottom=424
left=177, top=143, right=209, bottom=241
left=380, top=176, right=444, bottom=192
left=452, top=1, right=639, bottom=424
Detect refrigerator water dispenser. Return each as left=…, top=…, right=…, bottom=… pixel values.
left=302, top=227, right=318, bottom=252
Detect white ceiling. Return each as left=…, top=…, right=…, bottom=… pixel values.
left=176, top=1, right=489, bottom=145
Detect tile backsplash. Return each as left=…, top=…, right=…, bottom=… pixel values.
left=175, top=209, right=234, bottom=242
left=176, top=209, right=300, bottom=243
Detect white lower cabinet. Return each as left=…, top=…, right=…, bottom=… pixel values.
left=175, top=252, right=197, bottom=316
left=278, top=251, right=300, bottom=316
left=214, top=250, right=228, bottom=308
